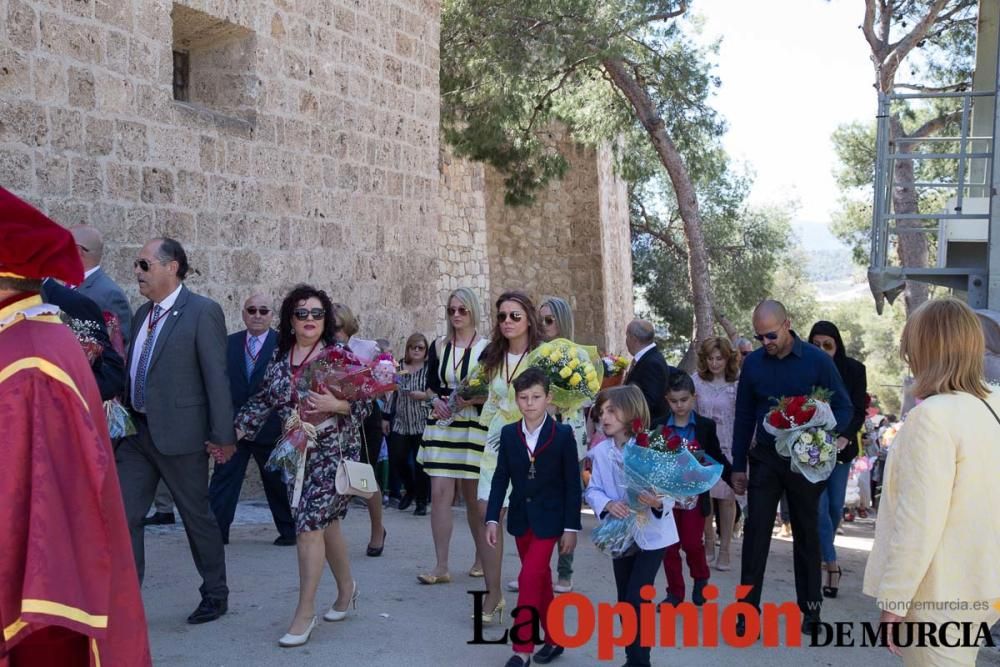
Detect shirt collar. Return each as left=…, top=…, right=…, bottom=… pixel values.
left=84, top=265, right=100, bottom=280
left=154, top=284, right=183, bottom=312
left=666, top=411, right=698, bottom=427
left=247, top=329, right=269, bottom=344
left=633, top=343, right=657, bottom=363
left=521, top=416, right=548, bottom=439
left=789, top=333, right=804, bottom=357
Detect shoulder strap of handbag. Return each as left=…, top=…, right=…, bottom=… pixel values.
left=978, top=396, right=1000, bottom=427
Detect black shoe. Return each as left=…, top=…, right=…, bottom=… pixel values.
left=692, top=578, right=709, bottom=606
left=187, top=597, right=227, bottom=624
left=273, top=535, right=296, bottom=546
left=822, top=566, right=842, bottom=598
left=504, top=656, right=530, bottom=667
left=398, top=494, right=414, bottom=511
left=414, top=502, right=427, bottom=516
left=660, top=593, right=682, bottom=607
left=533, top=643, right=564, bottom=663
left=143, top=512, right=175, bottom=526
left=801, top=613, right=821, bottom=635
left=366, top=528, right=387, bottom=557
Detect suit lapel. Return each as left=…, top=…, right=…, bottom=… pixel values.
left=147, top=286, right=189, bottom=372
left=251, top=330, right=277, bottom=385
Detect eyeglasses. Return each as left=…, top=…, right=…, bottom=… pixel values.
left=245, top=307, right=271, bottom=316
left=447, top=306, right=469, bottom=316
left=409, top=344, right=426, bottom=350
left=496, top=311, right=525, bottom=323
left=541, top=316, right=556, bottom=326
left=294, top=308, right=326, bottom=321
left=753, top=331, right=780, bottom=342
left=814, top=340, right=836, bottom=352
left=133, top=258, right=160, bottom=272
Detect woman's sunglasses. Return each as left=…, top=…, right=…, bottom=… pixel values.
left=294, top=308, right=326, bottom=321
left=447, top=306, right=469, bottom=316
left=496, top=311, right=525, bottom=323
left=541, top=316, right=556, bottom=326
left=245, top=307, right=271, bottom=316
left=408, top=344, right=426, bottom=350
left=753, top=331, right=780, bottom=342
left=814, top=340, right=836, bottom=352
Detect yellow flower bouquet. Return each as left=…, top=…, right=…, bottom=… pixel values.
left=526, top=338, right=604, bottom=412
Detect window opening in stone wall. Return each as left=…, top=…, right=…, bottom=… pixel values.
left=172, top=50, right=190, bottom=102
left=170, top=3, right=259, bottom=125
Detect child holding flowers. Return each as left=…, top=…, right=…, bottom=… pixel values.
left=585, top=385, right=677, bottom=667
left=651, top=372, right=733, bottom=607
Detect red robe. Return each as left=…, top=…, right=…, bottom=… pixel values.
left=0, top=294, right=151, bottom=667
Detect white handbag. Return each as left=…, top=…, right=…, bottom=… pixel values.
left=335, top=422, right=378, bottom=498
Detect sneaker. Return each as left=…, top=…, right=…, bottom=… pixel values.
left=506, top=579, right=519, bottom=592
left=553, top=580, right=572, bottom=594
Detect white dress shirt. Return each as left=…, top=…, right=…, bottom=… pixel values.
left=84, top=265, right=100, bottom=280
left=632, top=343, right=657, bottom=365
left=585, top=437, right=678, bottom=550
left=129, top=284, right=183, bottom=407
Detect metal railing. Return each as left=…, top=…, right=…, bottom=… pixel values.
left=869, top=89, right=994, bottom=310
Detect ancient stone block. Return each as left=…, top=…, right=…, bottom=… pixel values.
left=0, top=148, right=34, bottom=190
left=84, top=115, right=115, bottom=156
left=0, top=48, right=31, bottom=97
left=70, top=157, right=102, bottom=198
left=35, top=154, right=71, bottom=196
left=68, top=66, right=96, bottom=108
left=105, top=162, right=142, bottom=201
left=0, top=100, right=48, bottom=146
left=7, top=1, right=39, bottom=52
left=115, top=119, right=149, bottom=160
left=141, top=166, right=175, bottom=204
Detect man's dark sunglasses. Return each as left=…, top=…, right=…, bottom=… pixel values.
left=133, top=258, right=161, bottom=272
left=294, top=308, right=326, bottom=321
left=753, top=331, right=780, bottom=342
left=245, top=307, right=271, bottom=316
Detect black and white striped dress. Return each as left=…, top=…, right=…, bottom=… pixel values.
left=416, top=338, right=488, bottom=479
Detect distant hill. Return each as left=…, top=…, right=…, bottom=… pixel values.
left=793, top=221, right=857, bottom=283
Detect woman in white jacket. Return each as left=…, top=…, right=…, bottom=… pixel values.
left=586, top=385, right=678, bottom=667
left=864, top=298, right=1000, bottom=666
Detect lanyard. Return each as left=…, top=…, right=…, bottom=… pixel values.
left=245, top=334, right=263, bottom=364
left=146, top=304, right=170, bottom=332
left=289, top=339, right=323, bottom=405
left=504, top=351, right=527, bottom=385
left=518, top=419, right=555, bottom=479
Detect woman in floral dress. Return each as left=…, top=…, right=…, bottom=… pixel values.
left=692, top=336, right=740, bottom=571
left=235, top=284, right=367, bottom=648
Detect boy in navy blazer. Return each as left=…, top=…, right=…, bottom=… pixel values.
left=486, top=368, right=582, bottom=667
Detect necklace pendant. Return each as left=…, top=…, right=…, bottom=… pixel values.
left=528, top=461, right=536, bottom=480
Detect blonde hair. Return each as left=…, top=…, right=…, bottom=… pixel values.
left=697, top=336, right=740, bottom=382
left=901, top=297, right=989, bottom=400
left=597, top=385, right=650, bottom=435
left=539, top=297, right=575, bottom=340
left=330, top=302, right=359, bottom=338
left=445, top=287, right=482, bottom=340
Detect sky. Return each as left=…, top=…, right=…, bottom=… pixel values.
left=693, top=0, right=876, bottom=250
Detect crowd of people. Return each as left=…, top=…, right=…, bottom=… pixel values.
left=4, top=184, right=1000, bottom=666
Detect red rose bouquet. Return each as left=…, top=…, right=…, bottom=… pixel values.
left=763, top=388, right=838, bottom=482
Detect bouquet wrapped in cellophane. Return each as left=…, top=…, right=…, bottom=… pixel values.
left=762, top=387, right=838, bottom=483
left=526, top=338, right=603, bottom=413
left=435, top=364, right=490, bottom=427
left=591, top=421, right=722, bottom=558
left=600, top=354, right=630, bottom=389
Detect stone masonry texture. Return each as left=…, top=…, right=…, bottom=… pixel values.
left=1, top=0, right=632, bottom=356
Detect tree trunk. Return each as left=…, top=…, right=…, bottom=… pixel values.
left=889, top=117, right=930, bottom=313
left=602, top=57, right=716, bottom=344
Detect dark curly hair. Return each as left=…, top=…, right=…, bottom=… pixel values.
left=479, top=290, right=541, bottom=380
left=277, top=284, right=337, bottom=356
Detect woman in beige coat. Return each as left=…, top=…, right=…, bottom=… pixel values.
left=864, top=298, right=1000, bottom=666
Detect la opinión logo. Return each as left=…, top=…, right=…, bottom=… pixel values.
left=469, top=588, right=998, bottom=657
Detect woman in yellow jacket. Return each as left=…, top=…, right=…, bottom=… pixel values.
left=864, top=298, right=1000, bottom=666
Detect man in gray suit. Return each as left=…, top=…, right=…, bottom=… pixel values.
left=119, top=236, right=236, bottom=624
left=71, top=225, right=132, bottom=346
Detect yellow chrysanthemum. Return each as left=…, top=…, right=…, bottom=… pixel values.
left=559, top=366, right=573, bottom=379
left=588, top=381, right=601, bottom=393
left=569, top=373, right=582, bottom=387
left=539, top=343, right=553, bottom=356
left=549, top=351, right=562, bottom=363
left=567, top=358, right=580, bottom=370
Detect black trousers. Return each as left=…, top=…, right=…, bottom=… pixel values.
left=612, top=546, right=665, bottom=666
left=740, top=447, right=825, bottom=615
left=116, top=416, right=228, bottom=600
left=388, top=432, right=430, bottom=503
left=208, top=438, right=295, bottom=542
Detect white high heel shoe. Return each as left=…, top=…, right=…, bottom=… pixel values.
left=323, top=580, right=359, bottom=622
left=278, top=616, right=316, bottom=647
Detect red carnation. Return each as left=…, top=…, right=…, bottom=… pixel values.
left=636, top=432, right=650, bottom=448
left=631, top=418, right=644, bottom=434
left=665, top=434, right=683, bottom=451
left=786, top=395, right=807, bottom=412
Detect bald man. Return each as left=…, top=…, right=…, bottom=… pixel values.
left=729, top=299, right=853, bottom=635
left=73, top=225, right=133, bottom=346
left=208, top=294, right=295, bottom=546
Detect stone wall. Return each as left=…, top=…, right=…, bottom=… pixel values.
left=476, top=132, right=633, bottom=352
left=1, top=0, right=443, bottom=347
